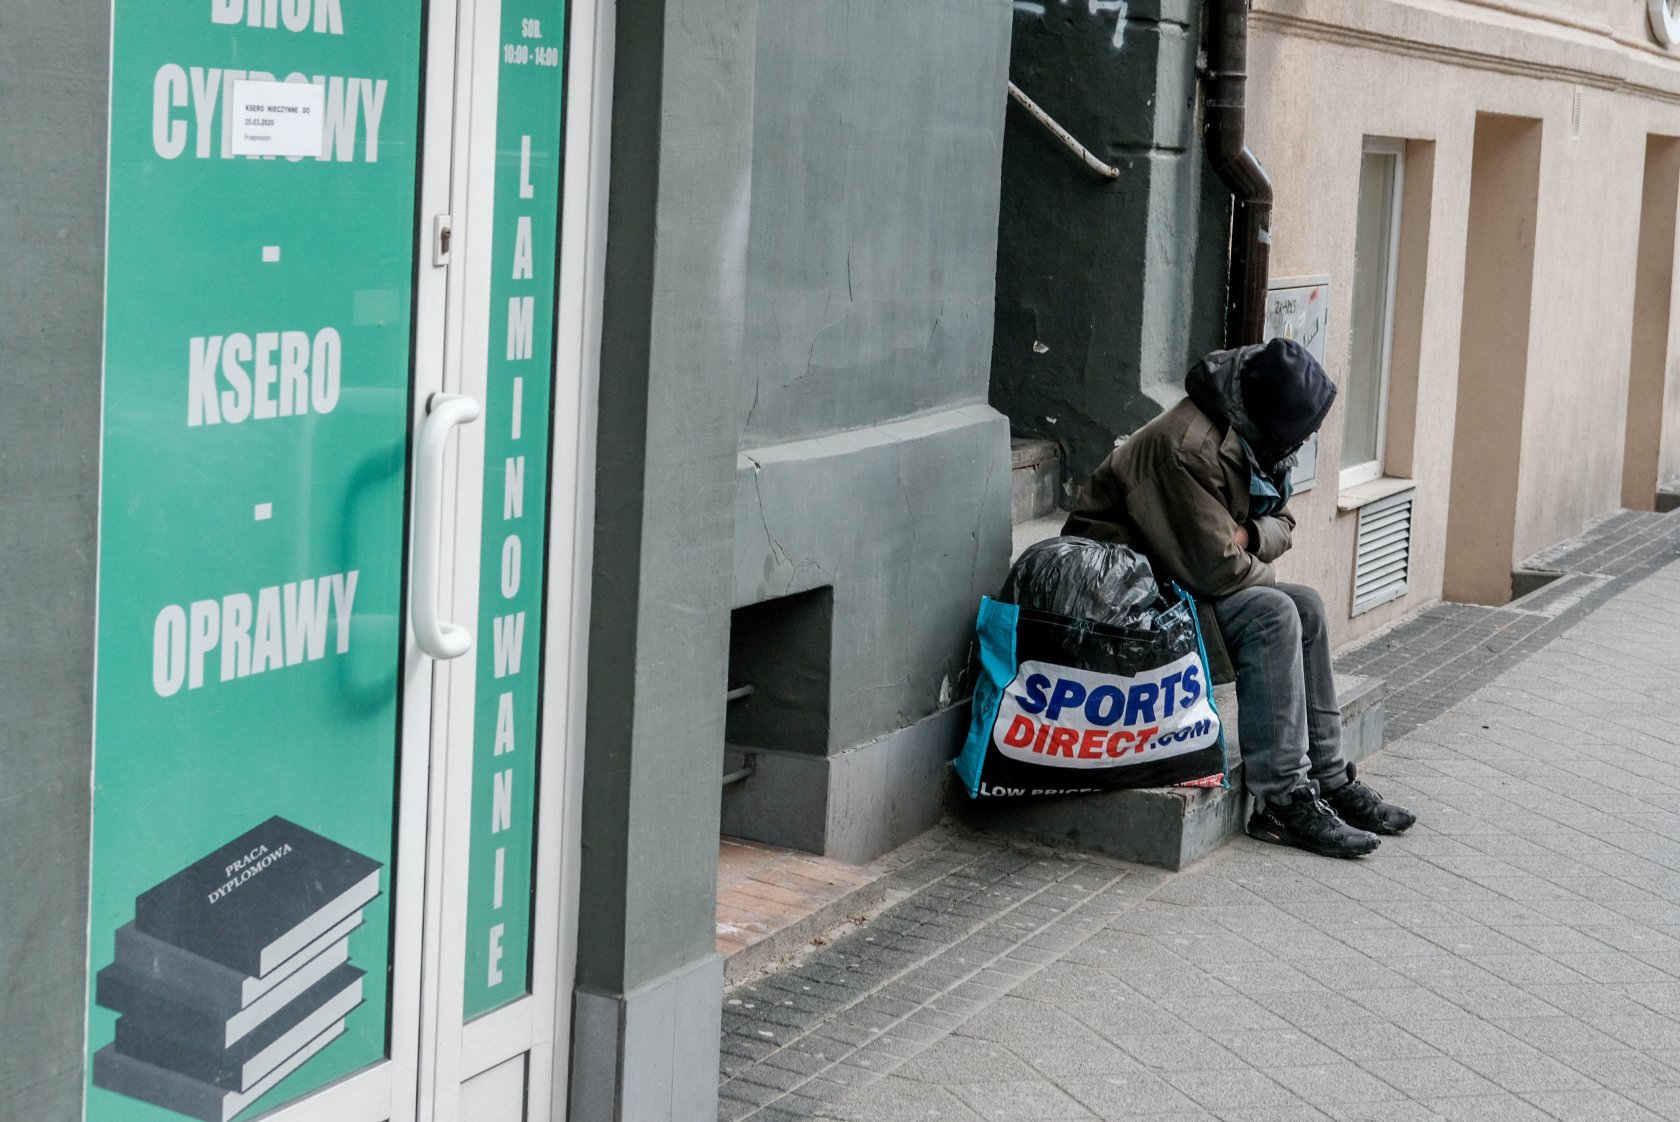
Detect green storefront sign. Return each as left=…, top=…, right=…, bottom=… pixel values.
left=86, top=3, right=422, bottom=1119
left=464, top=0, right=567, bottom=1019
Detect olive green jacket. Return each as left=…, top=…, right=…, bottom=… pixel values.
left=1061, top=397, right=1294, bottom=600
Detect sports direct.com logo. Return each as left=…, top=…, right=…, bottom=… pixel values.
left=990, top=654, right=1220, bottom=769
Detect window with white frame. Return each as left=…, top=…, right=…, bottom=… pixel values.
left=1341, top=138, right=1405, bottom=488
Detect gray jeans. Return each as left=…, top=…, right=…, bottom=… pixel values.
left=1211, top=582, right=1348, bottom=804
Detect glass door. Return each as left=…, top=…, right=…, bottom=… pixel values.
left=85, top=0, right=591, bottom=1116
left=83, top=1, right=465, bottom=1120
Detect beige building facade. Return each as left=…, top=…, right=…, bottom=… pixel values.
left=1249, top=0, right=1680, bottom=642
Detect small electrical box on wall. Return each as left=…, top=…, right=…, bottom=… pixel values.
left=1264, top=274, right=1331, bottom=494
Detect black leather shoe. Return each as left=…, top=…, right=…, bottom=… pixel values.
left=1325, top=764, right=1417, bottom=836
left=1248, top=787, right=1380, bottom=858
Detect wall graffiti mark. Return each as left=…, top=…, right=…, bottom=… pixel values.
left=1013, top=0, right=1130, bottom=49
left=1089, top=0, right=1128, bottom=49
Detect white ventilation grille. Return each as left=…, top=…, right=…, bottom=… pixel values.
left=1352, top=489, right=1414, bottom=616
left=1571, top=87, right=1583, bottom=140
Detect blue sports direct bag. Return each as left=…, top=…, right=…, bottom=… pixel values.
left=955, top=540, right=1227, bottom=798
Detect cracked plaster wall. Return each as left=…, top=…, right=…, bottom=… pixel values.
left=735, top=408, right=1011, bottom=755
left=729, top=0, right=1017, bottom=759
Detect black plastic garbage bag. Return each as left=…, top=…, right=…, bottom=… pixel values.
left=998, top=536, right=1164, bottom=628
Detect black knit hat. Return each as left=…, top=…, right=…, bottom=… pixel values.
left=1239, top=337, right=1337, bottom=454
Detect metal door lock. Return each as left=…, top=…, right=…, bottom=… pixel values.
left=433, top=214, right=453, bottom=266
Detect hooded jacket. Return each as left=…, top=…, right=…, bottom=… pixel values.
left=1061, top=341, right=1336, bottom=600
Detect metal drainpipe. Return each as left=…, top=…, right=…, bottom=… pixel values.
left=1202, top=0, right=1273, bottom=348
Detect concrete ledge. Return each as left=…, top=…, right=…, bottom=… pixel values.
left=721, top=702, right=971, bottom=864
left=955, top=770, right=1247, bottom=870
left=1339, top=673, right=1388, bottom=765
left=952, top=674, right=1387, bottom=870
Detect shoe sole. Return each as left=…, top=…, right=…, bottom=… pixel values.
left=1340, top=816, right=1416, bottom=837
left=1246, top=822, right=1380, bottom=859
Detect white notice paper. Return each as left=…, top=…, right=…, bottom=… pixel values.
left=230, top=80, right=326, bottom=159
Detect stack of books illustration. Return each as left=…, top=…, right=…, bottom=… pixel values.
left=92, top=816, right=383, bottom=1122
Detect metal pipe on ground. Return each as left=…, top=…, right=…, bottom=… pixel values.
left=1202, top=0, right=1273, bottom=348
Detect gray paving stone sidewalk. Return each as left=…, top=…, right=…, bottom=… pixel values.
left=1337, top=508, right=1680, bottom=738
left=720, top=514, right=1680, bottom=1122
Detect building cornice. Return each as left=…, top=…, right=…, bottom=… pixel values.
left=1251, top=0, right=1680, bottom=106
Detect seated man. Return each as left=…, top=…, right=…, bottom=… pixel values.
left=1063, top=337, right=1415, bottom=858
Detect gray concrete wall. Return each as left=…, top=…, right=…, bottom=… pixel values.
left=723, top=0, right=1016, bottom=859
left=580, top=0, right=752, bottom=999
left=735, top=0, right=1012, bottom=450
left=0, top=4, right=110, bottom=1119
left=991, top=0, right=1230, bottom=486
left=734, top=409, right=1010, bottom=755
left=571, top=0, right=751, bottom=1111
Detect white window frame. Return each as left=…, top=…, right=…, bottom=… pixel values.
left=1340, top=137, right=1406, bottom=490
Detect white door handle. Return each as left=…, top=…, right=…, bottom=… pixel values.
left=412, top=392, right=480, bottom=659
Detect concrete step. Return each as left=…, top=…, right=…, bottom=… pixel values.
left=952, top=673, right=1387, bottom=870
left=1011, top=512, right=1065, bottom=559
left=718, top=830, right=968, bottom=987
left=716, top=837, right=891, bottom=986
left=1011, top=437, right=1062, bottom=525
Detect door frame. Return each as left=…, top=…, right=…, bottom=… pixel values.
left=435, top=0, right=612, bottom=1115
